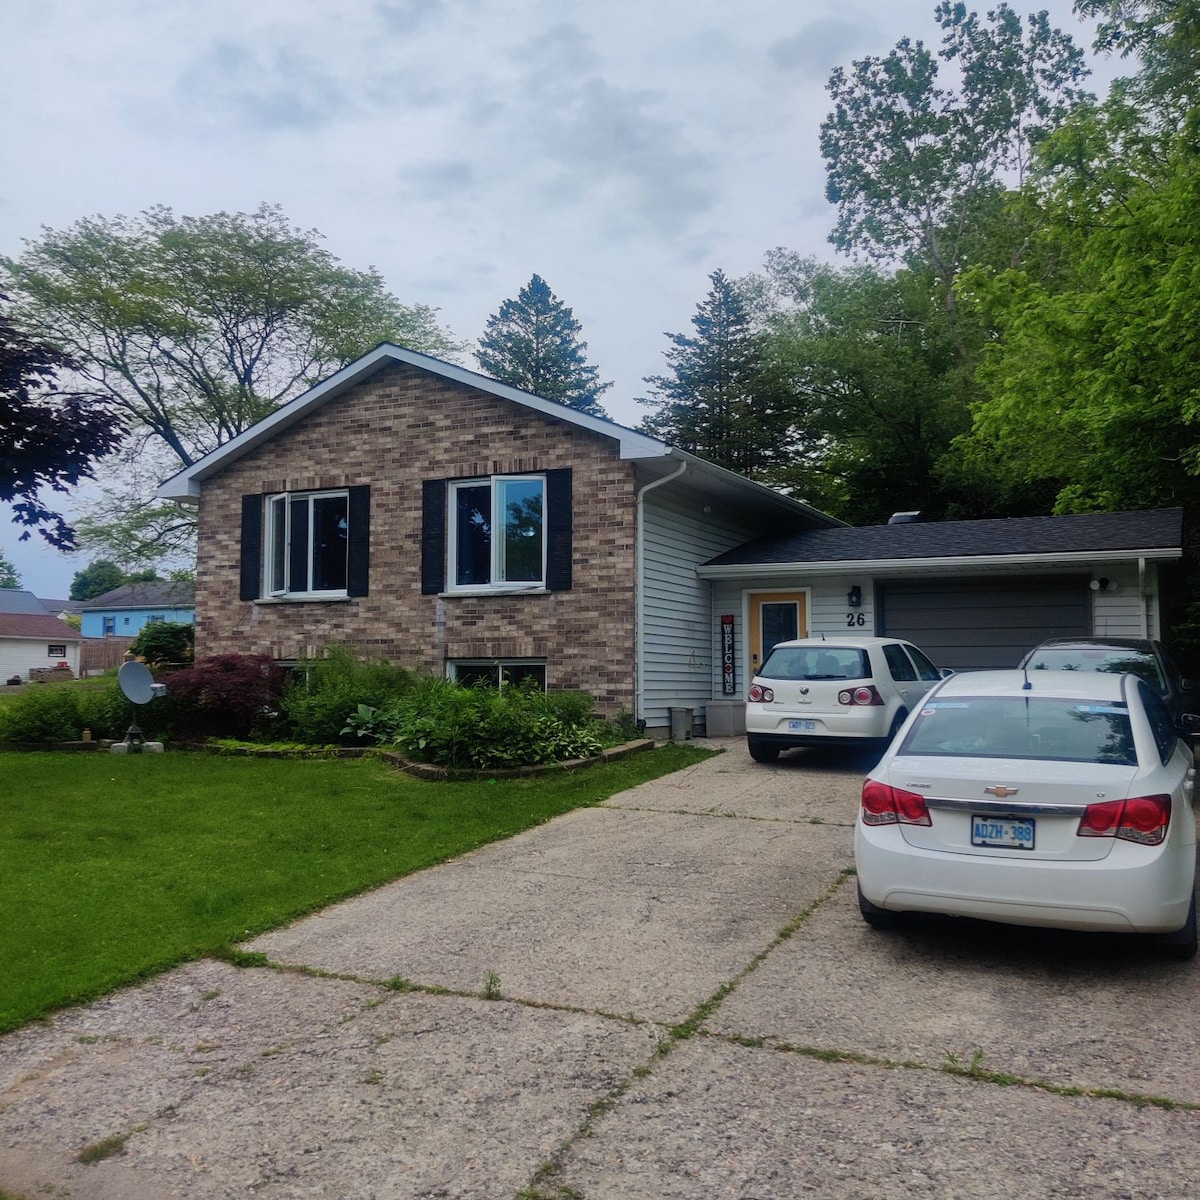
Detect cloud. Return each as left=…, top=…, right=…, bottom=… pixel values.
left=177, top=40, right=355, bottom=131
left=768, top=13, right=877, bottom=79
left=372, top=0, right=443, bottom=34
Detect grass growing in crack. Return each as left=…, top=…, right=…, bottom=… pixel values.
left=482, top=970, right=502, bottom=1000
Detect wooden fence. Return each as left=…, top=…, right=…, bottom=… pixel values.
left=80, top=637, right=136, bottom=677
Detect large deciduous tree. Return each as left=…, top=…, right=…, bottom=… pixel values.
left=820, top=1, right=1089, bottom=301
left=1, top=204, right=460, bottom=567
left=475, top=275, right=611, bottom=416
left=0, top=300, right=124, bottom=548
left=638, top=270, right=792, bottom=478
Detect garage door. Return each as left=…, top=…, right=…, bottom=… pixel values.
left=879, top=576, right=1090, bottom=670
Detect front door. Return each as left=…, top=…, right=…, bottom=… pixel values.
left=748, top=592, right=808, bottom=678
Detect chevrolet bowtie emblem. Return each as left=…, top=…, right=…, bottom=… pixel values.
left=985, top=786, right=1019, bottom=798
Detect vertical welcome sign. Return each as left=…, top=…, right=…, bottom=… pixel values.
left=721, top=614, right=736, bottom=695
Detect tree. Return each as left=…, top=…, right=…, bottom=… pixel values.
left=638, top=271, right=794, bottom=477
left=69, top=559, right=124, bottom=601
left=475, top=275, right=611, bottom=416
left=2, top=204, right=461, bottom=566
left=820, top=2, right=1090, bottom=301
left=1, top=301, right=124, bottom=548
left=0, top=549, right=20, bottom=589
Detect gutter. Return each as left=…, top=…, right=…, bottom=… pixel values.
left=634, top=460, right=688, bottom=723
left=697, top=547, right=1182, bottom=580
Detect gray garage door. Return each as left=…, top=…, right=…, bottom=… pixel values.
left=879, top=576, right=1090, bottom=670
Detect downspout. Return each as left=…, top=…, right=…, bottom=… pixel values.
left=1139, top=556, right=1149, bottom=638
left=635, top=460, right=688, bottom=726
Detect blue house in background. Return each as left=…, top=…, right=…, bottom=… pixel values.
left=80, top=581, right=196, bottom=639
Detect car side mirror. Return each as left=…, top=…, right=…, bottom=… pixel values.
left=939, top=667, right=955, bottom=678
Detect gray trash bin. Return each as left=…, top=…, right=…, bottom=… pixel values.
left=669, top=706, right=694, bottom=741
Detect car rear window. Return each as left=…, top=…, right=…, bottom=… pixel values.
left=899, top=696, right=1137, bottom=766
left=1026, top=648, right=1166, bottom=694
left=758, top=646, right=869, bottom=681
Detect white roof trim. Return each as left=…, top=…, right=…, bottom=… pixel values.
left=697, top=547, right=1181, bottom=579
left=156, top=343, right=670, bottom=501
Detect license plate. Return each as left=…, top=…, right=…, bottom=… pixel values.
left=788, top=719, right=817, bottom=732
left=971, top=816, right=1035, bottom=850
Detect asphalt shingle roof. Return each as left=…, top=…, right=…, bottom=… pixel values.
left=704, top=508, right=1184, bottom=568
left=80, top=581, right=196, bottom=610
left=0, top=613, right=81, bottom=640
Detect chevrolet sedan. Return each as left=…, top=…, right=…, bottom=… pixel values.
left=854, top=669, right=1197, bottom=958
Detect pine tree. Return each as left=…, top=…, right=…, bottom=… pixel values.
left=475, top=275, right=611, bottom=416
left=637, top=270, right=790, bottom=477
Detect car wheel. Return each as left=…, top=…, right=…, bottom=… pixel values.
left=886, top=710, right=908, bottom=742
left=747, top=736, right=780, bottom=764
left=857, top=881, right=905, bottom=930
left=1156, top=891, right=1197, bottom=961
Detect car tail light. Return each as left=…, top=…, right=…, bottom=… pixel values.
left=839, top=685, right=884, bottom=706
left=861, top=780, right=931, bottom=826
left=748, top=684, right=774, bottom=703
left=1077, top=794, right=1170, bottom=846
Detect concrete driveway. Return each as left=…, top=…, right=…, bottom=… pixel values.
left=1, top=739, right=1198, bottom=1198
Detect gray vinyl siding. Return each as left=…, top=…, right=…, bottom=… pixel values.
left=641, top=490, right=760, bottom=730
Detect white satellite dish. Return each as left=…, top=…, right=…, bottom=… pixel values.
left=115, top=661, right=167, bottom=753
left=118, top=660, right=166, bottom=704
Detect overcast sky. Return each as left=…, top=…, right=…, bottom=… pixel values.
left=1, top=0, right=1118, bottom=597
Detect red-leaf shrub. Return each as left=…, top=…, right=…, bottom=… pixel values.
left=157, top=654, right=286, bottom=740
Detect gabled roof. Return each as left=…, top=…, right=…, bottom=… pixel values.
left=80, top=581, right=196, bottom=611
left=154, top=343, right=841, bottom=528
left=0, top=613, right=80, bottom=641
left=0, top=589, right=53, bottom=615
left=700, top=508, right=1184, bottom=575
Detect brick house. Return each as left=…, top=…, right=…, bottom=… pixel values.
left=156, top=343, right=839, bottom=734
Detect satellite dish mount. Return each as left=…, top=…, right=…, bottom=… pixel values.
left=116, top=661, right=167, bottom=754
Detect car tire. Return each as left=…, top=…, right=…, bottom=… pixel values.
left=886, top=710, right=908, bottom=743
left=857, top=881, right=905, bottom=930
left=1156, top=891, right=1197, bottom=961
left=747, top=736, right=780, bottom=764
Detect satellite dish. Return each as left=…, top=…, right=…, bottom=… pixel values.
left=118, top=660, right=166, bottom=705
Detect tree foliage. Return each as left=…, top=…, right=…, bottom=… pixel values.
left=475, top=275, right=611, bottom=416
left=820, top=2, right=1089, bottom=296
left=638, top=270, right=792, bottom=477
left=69, top=559, right=126, bottom=601
left=0, top=302, right=124, bottom=548
left=0, top=549, right=19, bottom=589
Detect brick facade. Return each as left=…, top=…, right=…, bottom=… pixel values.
left=194, top=363, right=639, bottom=714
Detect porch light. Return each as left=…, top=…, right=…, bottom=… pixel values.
left=847, top=585, right=863, bottom=608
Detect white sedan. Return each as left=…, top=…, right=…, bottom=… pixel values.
left=854, top=669, right=1197, bottom=958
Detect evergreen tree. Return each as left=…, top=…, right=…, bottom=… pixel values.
left=475, top=275, right=611, bottom=416
left=637, top=270, right=791, bottom=477
left=0, top=549, right=20, bottom=589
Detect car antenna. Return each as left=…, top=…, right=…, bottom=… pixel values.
left=1022, top=665, right=1032, bottom=691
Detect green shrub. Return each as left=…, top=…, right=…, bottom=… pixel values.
left=281, top=646, right=416, bottom=745
left=155, top=654, right=286, bottom=740
left=130, top=621, right=195, bottom=665
left=0, top=684, right=85, bottom=743
left=371, top=678, right=604, bottom=769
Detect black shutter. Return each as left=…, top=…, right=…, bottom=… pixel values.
left=421, top=479, right=446, bottom=594
left=546, top=468, right=572, bottom=592
left=289, top=497, right=309, bottom=593
left=347, top=485, right=370, bottom=597
left=239, top=494, right=262, bottom=601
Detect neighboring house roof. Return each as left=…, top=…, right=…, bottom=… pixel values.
left=38, top=597, right=84, bottom=616
left=0, top=589, right=54, bottom=615
left=80, top=581, right=196, bottom=611
left=155, top=343, right=843, bottom=528
left=700, top=508, right=1184, bottom=576
left=0, top=613, right=82, bottom=641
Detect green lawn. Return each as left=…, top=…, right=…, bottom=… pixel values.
left=0, top=744, right=714, bottom=1032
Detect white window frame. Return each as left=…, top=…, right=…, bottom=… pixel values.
left=264, top=489, right=351, bottom=599
left=447, top=475, right=546, bottom=592
left=47, top=644, right=67, bottom=657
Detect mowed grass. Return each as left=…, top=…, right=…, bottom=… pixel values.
left=0, top=744, right=714, bottom=1032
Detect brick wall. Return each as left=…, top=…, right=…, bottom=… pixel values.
left=194, top=364, right=640, bottom=714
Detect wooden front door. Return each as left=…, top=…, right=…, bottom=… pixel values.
left=748, top=592, right=808, bottom=677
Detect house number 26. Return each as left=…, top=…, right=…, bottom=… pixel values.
left=846, top=612, right=866, bottom=627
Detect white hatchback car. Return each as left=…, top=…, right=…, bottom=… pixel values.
left=745, top=636, right=945, bottom=763
left=854, top=669, right=1198, bottom=958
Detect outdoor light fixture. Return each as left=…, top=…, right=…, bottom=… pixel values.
left=1090, top=577, right=1118, bottom=593
left=847, top=585, right=863, bottom=608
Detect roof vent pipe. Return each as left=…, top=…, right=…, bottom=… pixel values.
left=888, top=511, right=920, bottom=525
